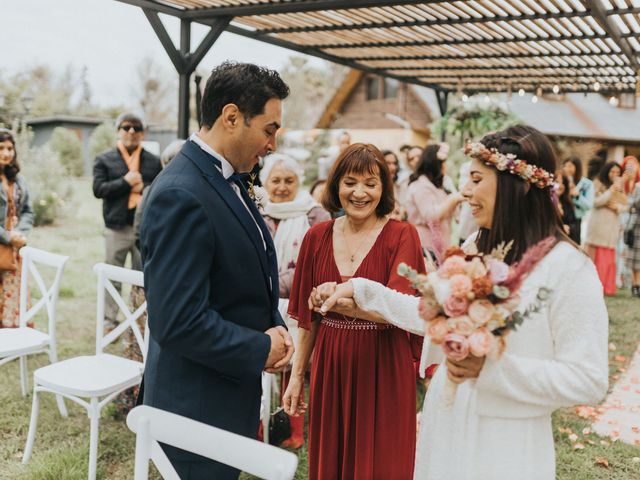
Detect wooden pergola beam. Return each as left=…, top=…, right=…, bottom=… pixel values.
left=260, top=8, right=594, bottom=35
left=314, top=32, right=639, bottom=50
left=183, top=0, right=439, bottom=19
left=585, top=0, right=640, bottom=71
left=349, top=52, right=627, bottom=62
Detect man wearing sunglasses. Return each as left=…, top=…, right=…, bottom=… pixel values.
left=92, top=112, right=161, bottom=329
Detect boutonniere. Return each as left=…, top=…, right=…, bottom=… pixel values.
left=247, top=173, right=267, bottom=210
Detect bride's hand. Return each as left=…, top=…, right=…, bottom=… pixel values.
left=318, top=281, right=355, bottom=315
left=308, top=282, right=337, bottom=311
left=446, top=355, right=486, bottom=384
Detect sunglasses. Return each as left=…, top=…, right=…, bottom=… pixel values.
left=119, top=124, right=144, bottom=133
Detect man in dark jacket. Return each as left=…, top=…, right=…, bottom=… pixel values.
left=93, top=113, right=161, bottom=327
left=140, top=62, right=293, bottom=479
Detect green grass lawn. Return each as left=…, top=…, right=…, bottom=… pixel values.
left=1, top=177, right=639, bottom=479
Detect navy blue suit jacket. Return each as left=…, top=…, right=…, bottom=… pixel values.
left=139, top=140, right=284, bottom=464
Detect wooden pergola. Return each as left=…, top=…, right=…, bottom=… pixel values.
left=115, top=0, right=640, bottom=138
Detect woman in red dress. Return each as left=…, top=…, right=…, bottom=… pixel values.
left=284, top=143, right=425, bottom=479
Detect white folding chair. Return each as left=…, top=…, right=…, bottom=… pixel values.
left=23, top=263, right=148, bottom=480
left=0, top=246, right=69, bottom=415
left=127, top=405, right=298, bottom=480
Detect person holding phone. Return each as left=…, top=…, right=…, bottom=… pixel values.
left=585, top=162, right=627, bottom=295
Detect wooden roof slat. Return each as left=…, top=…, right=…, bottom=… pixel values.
left=117, top=0, right=639, bottom=94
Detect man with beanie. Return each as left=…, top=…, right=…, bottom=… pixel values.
left=93, top=113, right=161, bottom=328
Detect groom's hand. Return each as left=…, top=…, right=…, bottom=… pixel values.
left=264, top=326, right=294, bottom=372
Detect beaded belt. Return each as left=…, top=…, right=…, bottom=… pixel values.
left=320, top=316, right=396, bottom=331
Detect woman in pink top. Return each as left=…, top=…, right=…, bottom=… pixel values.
left=406, top=144, right=464, bottom=261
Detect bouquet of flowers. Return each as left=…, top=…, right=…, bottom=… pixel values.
left=398, top=237, right=557, bottom=408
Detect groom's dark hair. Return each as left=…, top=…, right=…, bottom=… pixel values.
left=201, top=61, right=290, bottom=128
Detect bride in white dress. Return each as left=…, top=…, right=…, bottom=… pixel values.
left=312, top=126, right=609, bottom=480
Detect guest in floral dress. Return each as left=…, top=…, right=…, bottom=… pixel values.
left=0, top=129, right=34, bottom=329
left=260, top=153, right=330, bottom=448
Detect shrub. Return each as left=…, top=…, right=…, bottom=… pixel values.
left=49, top=127, right=83, bottom=176
left=89, top=122, right=116, bottom=159
left=16, top=126, right=72, bottom=226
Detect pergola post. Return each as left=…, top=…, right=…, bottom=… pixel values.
left=178, top=19, right=191, bottom=139
left=141, top=8, right=232, bottom=138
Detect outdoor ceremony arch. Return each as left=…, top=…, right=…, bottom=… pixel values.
left=115, top=0, right=640, bottom=138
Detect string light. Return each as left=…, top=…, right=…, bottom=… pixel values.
left=462, top=94, right=469, bottom=103
left=531, top=95, right=538, bottom=103
left=518, top=88, right=525, bottom=96
left=609, top=96, right=619, bottom=106
left=552, top=84, right=560, bottom=94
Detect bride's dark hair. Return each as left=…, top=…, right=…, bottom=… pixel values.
left=474, top=125, right=570, bottom=264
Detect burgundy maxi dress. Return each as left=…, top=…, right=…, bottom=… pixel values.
left=288, top=219, right=425, bottom=480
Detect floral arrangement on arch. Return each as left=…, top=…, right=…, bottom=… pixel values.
left=398, top=237, right=556, bottom=407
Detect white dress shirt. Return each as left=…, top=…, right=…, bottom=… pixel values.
left=190, top=133, right=266, bottom=250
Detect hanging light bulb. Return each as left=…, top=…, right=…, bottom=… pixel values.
left=518, top=88, right=525, bottom=96
left=531, top=95, right=538, bottom=103
left=552, top=84, right=560, bottom=94
left=609, top=96, right=619, bottom=106
left=593, top=81, right=601, bottom=92
left=462, top=94, right=469, bottom=103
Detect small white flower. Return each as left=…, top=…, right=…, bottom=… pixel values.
left=252, top=185, right=268, bottom=209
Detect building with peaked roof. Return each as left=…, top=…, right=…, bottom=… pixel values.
left=315, top=71, right=439, bottom=150
left=316, top=69, right=640, bottom=161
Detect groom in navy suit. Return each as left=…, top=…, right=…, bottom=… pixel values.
left=139, top=62, right=293, bottom=479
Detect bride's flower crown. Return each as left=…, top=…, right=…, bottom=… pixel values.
left=463, top=142, right=554, bottom=189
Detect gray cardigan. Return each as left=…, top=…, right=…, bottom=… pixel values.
left=0, top=175, right=34, bottom=245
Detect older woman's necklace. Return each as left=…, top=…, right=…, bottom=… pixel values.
left=342, top=218, right=379, bottom=263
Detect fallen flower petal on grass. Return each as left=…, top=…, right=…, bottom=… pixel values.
left=573, top=443, right=585, bottom=450
left=595, top=457, right=610, bottom=468
left=614, top=355, right=626, bottom=362
left=568, top=433, right=578, bottom=442
left=609, top=343, right=617, bottom=351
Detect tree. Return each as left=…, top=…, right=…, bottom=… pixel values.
left=432, top=99, right=520, bottom=179
left=49, top=127, right=84, bottom=176
left=134, top=56, right=176, bottom=127
left=0, top=64, right=98, bottom=124
left=279, top=56, right=347, bottom=129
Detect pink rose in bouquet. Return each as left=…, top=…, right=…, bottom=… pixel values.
left=443, top=295, right=469, bottom=317
left=468, top=299, right=495, bottom=327
left=442, top=333, right=470, bottom=362
left=468, top=328, right=495, bottom=357
left=419, top=297, right=440, bottom=322
left=447, top=316, right=475, bottom=336
left=427, top=317, right=450, bottom=344
left=440, top=255, right=467, bottom=278
left=449, top=274, right=472, bottom=298
left=398, top=236, right=558, bottom=410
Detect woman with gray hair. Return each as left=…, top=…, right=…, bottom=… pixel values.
left=261, top=153, right=330, bottom=449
